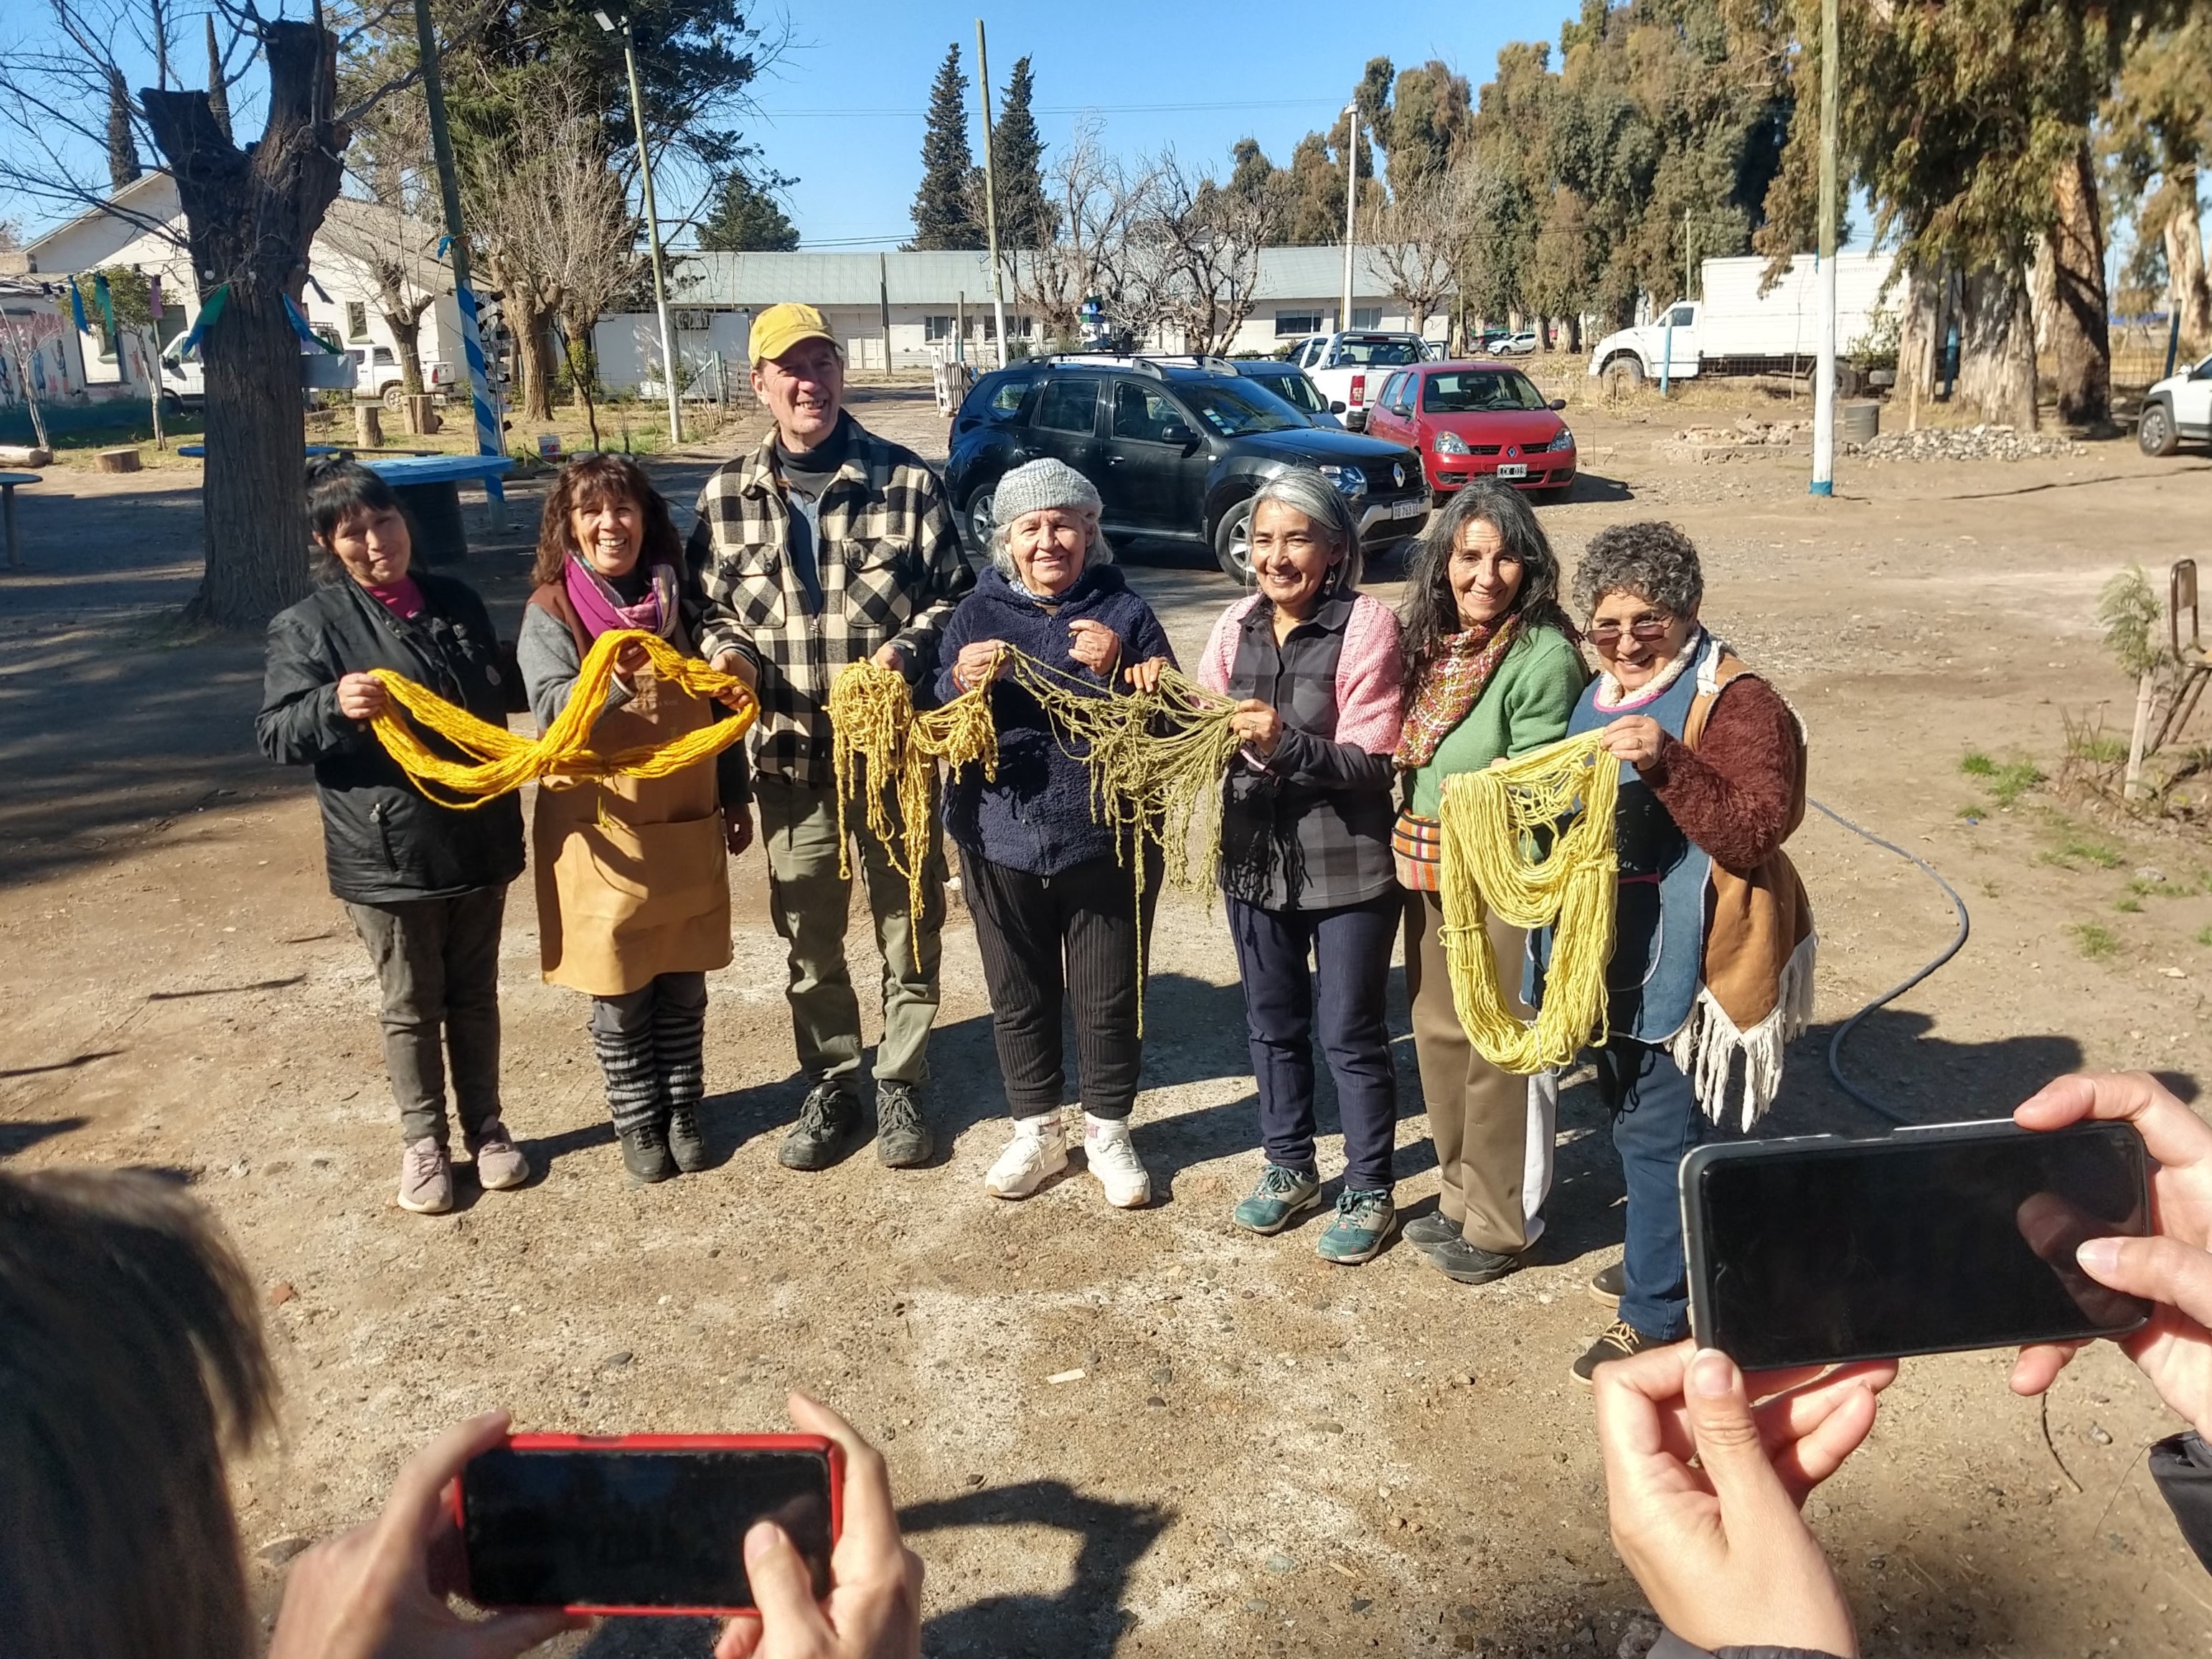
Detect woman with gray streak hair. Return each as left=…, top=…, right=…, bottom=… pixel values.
left=1197, top=469, right=1408, bottom=1266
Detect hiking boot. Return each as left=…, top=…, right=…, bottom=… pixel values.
left=780, top=1083, right=861, bottom=1172
left=875, top=1080, right=933, bottom=1168
left=466, top=1120, right=530, bottom=1191
left=1421, top=1236, right=1524, bottom=1286
left=1316, top=1189, right=1395, bottom=1264
left=1231, top=1163, right=1323, bottom=1236
left=667, top=1105, right=710, bottom=1174
left=986, top=1112, right=1067, bottom=1199
left=1083, top=1114, right=1150, bottom=1209
left=618, top=1124, right=676, bottom=1185
left=1589, top=1259, right=1626, bottom=1310
left=396, top=1137, right=453, bottom=1215
left=1572, top=1320, right=1660, bottom=1386
left=1401, top=1210, right=1461, bottom=1249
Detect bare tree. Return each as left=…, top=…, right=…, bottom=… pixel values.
left=1014, top=117, right=1157, bottom=347
left=1364, top=171, right=1460, bottom=337
left=0, top=1, right=423, bottom=625
left=468, top=96, right=641, bottom=451
left=1134, top=151, right=1269, bottom=356
left=323, top=76, right=446, bottom=401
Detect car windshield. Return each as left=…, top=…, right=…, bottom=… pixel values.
left=1422, top=370, right=1548, bottom=414
left=1248, top=370, right=1321, bottom=413
left=1177, top=381, right=1304, bottom=436
left=1332, top=337, right=1424, bottom=366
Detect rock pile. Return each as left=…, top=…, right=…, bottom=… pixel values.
left=1662, top=417, right=1811, bottom=462
left=1846, top=423, right=2088, bottom=462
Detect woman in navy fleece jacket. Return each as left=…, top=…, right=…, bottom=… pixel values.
left=936, top=459, right=1175, bottom=1211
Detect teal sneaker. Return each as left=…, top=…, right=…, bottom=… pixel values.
left=1232, top=1162, right=1323, bottom=1235
left=1316, top=1189, right=1396, bottom=1265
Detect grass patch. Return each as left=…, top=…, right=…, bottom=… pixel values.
left=2071, top=922, right=2122, bottom=959
left=2052, top=835, right=2124, bottom=870
left=2126, top=878, right=2168, bottom=898
left=2115, top=897, right=2143, bottom=913
left=2199, top=925, right=2212, bottom=949
left=1956, top=802, right=1986, bottom=820
left=2067, top=730, right=2130, bottom=765
left=1960, top=752, right=1997, bottom=778
left=1959, top=751, right=2043, bottom=807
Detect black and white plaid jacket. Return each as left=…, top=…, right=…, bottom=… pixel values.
left=686, top=415, right=974, bottom=786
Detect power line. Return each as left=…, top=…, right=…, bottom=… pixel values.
left=750, top=96, right=1346, bottom=120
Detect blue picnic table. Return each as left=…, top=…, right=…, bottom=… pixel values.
left=0, top=470, right=39, bottom=570
left=176, top=443, right=342, bottom=459
left=359, top=454, right=514, bottom=565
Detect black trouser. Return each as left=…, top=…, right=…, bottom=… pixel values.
left=588, top=971, right=710, bottom=1137
left=964, top=850, right=1159, bottom=1122
left=346, top=886, right=507, bottom=1147
left=1226, top=890, right=1400, bottom=1193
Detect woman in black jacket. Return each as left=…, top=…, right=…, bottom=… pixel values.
left=255, top=460, right=530, bottom=1217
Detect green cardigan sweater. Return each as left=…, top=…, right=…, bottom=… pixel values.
left=1403, top=625, right=1589, bottom=818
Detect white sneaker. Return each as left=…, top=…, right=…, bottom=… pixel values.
left=984, top=1113, right=1066, bottom=1199
left=1083, top=1114, right=1150, bottom=1209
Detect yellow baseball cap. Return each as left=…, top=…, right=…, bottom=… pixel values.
left=748, top=302, right=837, bottom=367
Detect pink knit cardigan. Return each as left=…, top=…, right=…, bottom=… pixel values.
left=1196, top=591, right=1406, bottom=755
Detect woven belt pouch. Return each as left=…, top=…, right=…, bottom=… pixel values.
left=1392, top=810, right=1441, bottom=893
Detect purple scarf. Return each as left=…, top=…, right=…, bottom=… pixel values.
left=565, top=554, right=678, bottom=640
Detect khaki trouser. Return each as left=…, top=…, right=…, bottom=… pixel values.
left=754, top=772, right=943, bottom=1087
left=1405, top=889, right=1543, bottom=1255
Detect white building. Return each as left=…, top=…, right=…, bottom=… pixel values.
left=590, top=246, right=1451, bottom=394
left=11, top=174, right=462, bottom=406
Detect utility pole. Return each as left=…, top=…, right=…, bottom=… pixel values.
left=1339, top=101, right=1360, bottom=333
left=598, top=10, right=682, bottom=443
left=1810, top=0, right=1839, bottom=497
left=976, top=19, right=1009, bottom=370
left=410, top=0, right=505, bottom=514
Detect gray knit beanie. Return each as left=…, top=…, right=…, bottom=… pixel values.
left=992, top=457, right=1102, bottom=527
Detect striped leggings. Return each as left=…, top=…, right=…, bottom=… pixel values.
left=588, top=972, right=710, bottom=1137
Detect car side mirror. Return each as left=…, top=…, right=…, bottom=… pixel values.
left=1328, top=400, right=1347, bottom=414
left=1548, top=398, right=1567, bottom=410
left=1159, top=420, right=1198, bottom=447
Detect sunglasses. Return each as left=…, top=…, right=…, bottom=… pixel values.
left=1586, top=616, right=1675, bottom=647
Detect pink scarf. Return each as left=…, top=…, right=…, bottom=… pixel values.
left=565, top=554, right=677, bottom=640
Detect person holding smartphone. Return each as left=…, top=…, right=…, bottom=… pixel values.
left=1550, top=522, right=1816, bottom=1384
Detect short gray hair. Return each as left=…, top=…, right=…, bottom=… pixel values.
left=989, top=516, right=1114, bottom=579
left=1572, top=520, right=1705, bottom=622
left=1249, top=469, right=1363, bottom=591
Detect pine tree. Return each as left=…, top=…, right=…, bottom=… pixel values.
left=104, top=65, right=141, bottom=188
left=700, top=169, right=800, bottom=250
left=992, top=55, right=1054, bottom=248
left=909, top=43, right=982, bottom=250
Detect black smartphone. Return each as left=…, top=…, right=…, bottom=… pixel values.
left=1681, top=1120, right=2152, bottom=1370
left=454, top=1434, right=842, bottom=1616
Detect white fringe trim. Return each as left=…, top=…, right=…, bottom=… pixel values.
left=1667, top=931, right=1819, bottom=1131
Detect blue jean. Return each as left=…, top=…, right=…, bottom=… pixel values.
left=1598, top=1036, right=1706, bottom=1340
left=1226, top=891, right=1400, bottom=1193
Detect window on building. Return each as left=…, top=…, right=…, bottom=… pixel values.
left=1009, top=314, right=1035, bottom=338
left=1350, top=306, right=1383, bottom=331
left=1032, top=376, right=1100, bottom=434
left=1275, top=311, right=1322, bottom=338
left=345, top=301, right=369, bottom=341
left=924, top=316, right=954, bottom=342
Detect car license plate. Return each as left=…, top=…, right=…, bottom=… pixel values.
left=1496, top=463, right=1528, bottom=479
left=1391, top=497, right=1425, bottom=520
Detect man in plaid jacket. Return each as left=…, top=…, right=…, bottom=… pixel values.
left=688, top=303, right=974, bottom=1172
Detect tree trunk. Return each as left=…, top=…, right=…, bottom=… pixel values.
left=2048, top=136, right=2111, bottom=431
left=2164, top=175, right=2212, bottom=359
left=387, top=306, right=425, bottom=396
left=1893, top=260, right=1943, bottom=405
left=513, top=292, right=555, bottom=423
left=143, top=20, right=345, bottom=627
left=1959, top=265, right=2038, bottom=431
left=1566, top=313, right=1583, bottom=354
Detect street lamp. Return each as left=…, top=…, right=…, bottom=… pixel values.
left=597, top=9, right=682, bottom=445
left=1339, top=100, right=1359, bottom=336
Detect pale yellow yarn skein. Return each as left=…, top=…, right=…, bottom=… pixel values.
left=1435, top=730, right=1622, bottom=1073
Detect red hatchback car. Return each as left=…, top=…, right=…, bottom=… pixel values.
left=1360, top=360, right=1577, bottom=499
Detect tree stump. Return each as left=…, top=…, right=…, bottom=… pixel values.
left=404, top=394, right=441, bottom=436
left=354, top=403, right=384, bottom=449
left=94, top=448, right=143, bottom=474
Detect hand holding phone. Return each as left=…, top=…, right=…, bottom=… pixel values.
left=2011, top=1073, right=2212, bottom=1438
left=1594, top=1343, right=1890, bottom=1659
left=268, top=1412, right=584, bottom=1659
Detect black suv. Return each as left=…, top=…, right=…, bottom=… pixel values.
left=945, top=357, right=1429, bottom=581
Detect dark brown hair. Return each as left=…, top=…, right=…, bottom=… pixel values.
left=532, top=453, right=683, bottom=588
left=0, top=1167, right=278, bottom=1659
left=1398, top=481, right=1573, bottom=697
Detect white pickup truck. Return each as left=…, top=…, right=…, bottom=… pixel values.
left=1283, top=331, right=1434, bottom=429
left=1587, top=253, right=1896, bottom=388
left=2139, top=354, right=2212, bottom=456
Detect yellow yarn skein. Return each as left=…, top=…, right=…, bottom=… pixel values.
left=367, top=629, right=757, bottom=808
left=1435, top=730, right=1622, bottom=1073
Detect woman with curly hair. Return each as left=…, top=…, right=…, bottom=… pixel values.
left=517, top=454, right=752, bottom=1185
left=1393, top=482, right=1586, bottom=1287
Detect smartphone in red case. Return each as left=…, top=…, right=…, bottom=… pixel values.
left=453, top=1432, right=844, bottom=1617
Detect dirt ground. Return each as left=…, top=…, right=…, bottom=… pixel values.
left=4, top=383, right=2212, bottom=1658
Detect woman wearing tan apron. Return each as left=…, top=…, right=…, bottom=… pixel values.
left=517, top=456, right=750, bottom=1184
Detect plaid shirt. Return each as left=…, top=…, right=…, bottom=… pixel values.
left=686, top=415, right=974, bottom=786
